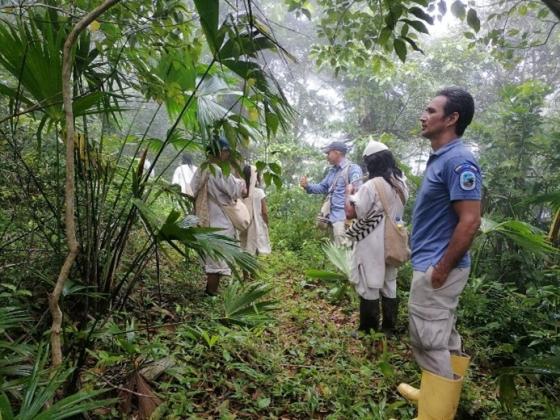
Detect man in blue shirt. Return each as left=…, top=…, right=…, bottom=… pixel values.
left=397, top=88, right=482, bottom=419
left=300, top=141, right=363, bottom=246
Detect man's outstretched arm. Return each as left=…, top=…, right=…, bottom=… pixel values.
left=300, top=172, right=331, bottom=194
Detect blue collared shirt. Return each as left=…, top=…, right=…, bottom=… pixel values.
left=411, top=139, right=482, bottom=272
left=305, top=158, right=363, bottom=223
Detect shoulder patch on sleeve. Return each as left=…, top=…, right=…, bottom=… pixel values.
left=459, top=170, right=477, bottom=191
left=454, top=162, right=479, bottom=174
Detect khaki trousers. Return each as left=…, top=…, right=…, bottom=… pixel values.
left=408, top=266, right=470, bottom=378
left=331, top=221, right=348, bottom=247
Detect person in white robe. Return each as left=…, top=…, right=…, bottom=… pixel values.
left=172, top=154, right=198, bottom=197
left=143, top=158, right=155, bottom=178
left=191, top=139, right=245, bottom=295
left=345, top=140, right=409, bottom=335
left=240, top=165, right=271, bottom=257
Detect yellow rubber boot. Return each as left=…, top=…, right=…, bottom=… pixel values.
left=415, top=370, right=463, bottom=420
left=397, top=382, right=421, bottom=403
left=397, top=354, right=470, bottom=404
left=450, top=354, right=470, bottom=377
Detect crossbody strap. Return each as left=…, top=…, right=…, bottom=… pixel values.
left=372, top=178, right=389, bottom=215
left=373, top=177, right=405, bottom=205
left=328, top=164, right=350, bottom=195
left=372, top=178, right=400, bottom=230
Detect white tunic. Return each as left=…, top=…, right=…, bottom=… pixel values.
left=172, top=164, right=197, bottom=196
left=240, top=188, right=271, bottom=255
left=143, top=159, right=155, bottom=178
left=349, top=177, right=408, bottom=299
left=191, top=167, right=245, bottom=275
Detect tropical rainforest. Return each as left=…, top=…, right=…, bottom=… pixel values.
left=0, top=0, right=559, bottom=418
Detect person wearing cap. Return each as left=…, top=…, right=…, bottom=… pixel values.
left=299, top=141, right=363, bottom=246
left=344, top=140, right=408, bottom=335
left=397, top=88, right=482, bottom=419
left=191, top=137, right=246, bottom=295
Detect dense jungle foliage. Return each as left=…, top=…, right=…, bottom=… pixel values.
left=0, top=0, right=559, bottom=418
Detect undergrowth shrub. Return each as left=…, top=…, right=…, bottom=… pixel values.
left=267, top=187, right=325, bottom=252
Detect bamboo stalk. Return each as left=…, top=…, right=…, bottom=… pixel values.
left=49, top=0, right=121, bottom=368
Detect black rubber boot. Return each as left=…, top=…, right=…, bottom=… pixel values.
left=358, top=297, right=380, bottom=333
left=381, top=296, right=398, bottom=335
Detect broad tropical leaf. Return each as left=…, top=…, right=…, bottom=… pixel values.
left=480, top=217, right=558, bottom=256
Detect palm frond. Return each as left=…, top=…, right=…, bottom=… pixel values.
left=497, top=349, right=560, bottom=408
left=133, top=200, right=258, bottom=274
left=0, top=307, right=30, bottom=332
left=16, top=345, right=115, bottom=419
left=0, top=10, right=120, bottom=126
left=221, top=281, right=277, bottom=327
left=305, top=242, right=353, bottom=303
left=524, top=191, right=560, bottom=210
left=480, top=217, right=558, bottom=256
left=322, top=242, right=352, bottom=278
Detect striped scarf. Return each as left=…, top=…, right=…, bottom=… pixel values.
left=345, top=208, right=383, bottom=241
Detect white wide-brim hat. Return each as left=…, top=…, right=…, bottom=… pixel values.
left=363, top=140, right=388, bottom=157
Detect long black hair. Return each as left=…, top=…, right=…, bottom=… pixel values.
left=364, top=150, right=404, bottom=191
left=243, top=164, right=252, bottom=192
left=182, top=153, right=194, bottom=166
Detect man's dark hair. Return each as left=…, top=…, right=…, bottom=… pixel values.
left=182, top=154, right=193, bottom=166
left=364, top=150, right=404, bottom=191
left=436, top=87, right=475, bottom=137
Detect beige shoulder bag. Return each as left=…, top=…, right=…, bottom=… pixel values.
left=372, top=178, right=410, bottom=267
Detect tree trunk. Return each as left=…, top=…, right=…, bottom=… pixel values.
left=50, top=0, right=121, bottom=368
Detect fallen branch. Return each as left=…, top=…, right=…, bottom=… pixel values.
left=89, top=371, right=155, bottom=398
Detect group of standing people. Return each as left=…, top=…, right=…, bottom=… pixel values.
left=173, top=138, right=271, bottom=295
left=300, top=139, right=408, bottom=336
left=169, top=86, right=481, bottom=419
left=302, top=87, right=481, bottom=420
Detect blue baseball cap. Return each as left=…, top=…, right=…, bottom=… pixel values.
left=321, top=141, right=348, bottom=154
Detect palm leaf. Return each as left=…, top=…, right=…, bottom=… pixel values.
left=133, top=200, right=258, bottom=274
left=17, top=345, right=115, bottom=419
left=0, top=392, right=14, bottom=420
left=221, top=281, right=277, bottom=327
left=0, top=11, right=65, bottom=121
left=0, top=307, right=30, bottom=332
left=480, top=217, right=558, bottom=255
left=497, top=350, right=560, bottom=408
left=322, top=242, right=352, bottom=278
left=524, top=191, right=560, bottom=210
left=0, top=10, right=120, bottom=126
